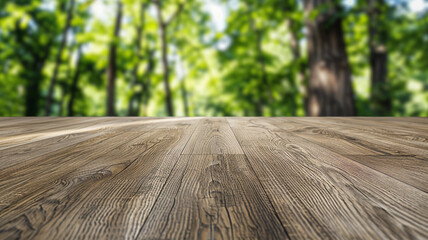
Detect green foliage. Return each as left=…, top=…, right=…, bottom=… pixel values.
left=0, top=0, right=426, bottom=116
left=343, top=1, right=428, bottom=116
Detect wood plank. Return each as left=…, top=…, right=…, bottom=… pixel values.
left=182, top=118, right=244, bottom=154
left=310, top=117, right=428, bottom=149
left=0, top=120, right=155, bottom=207
left=0, top=118, right=103, bottom=144
left=273, top=117, right=428, bottom=158
left=136, top=154, right=289, bottom=239
left=0, top=118, right=199, bottom=239
left=0, top=118, right=145, bottom=169
left=265, top=118, right=428, bottom=192
left=269, top=118, right=382, bottom=155
left=228, top=117, right=428, bottom=239
left=349, top=117, right=428, bottom=131
left=350, top=117, right=428, bottom=131
left=0, top=117, right=427, bottom=239
left=343, top=154, right=428, bottom=192
left=0, top=119, right=196, bottom=210
left=0, top=117, right=88, bottom=130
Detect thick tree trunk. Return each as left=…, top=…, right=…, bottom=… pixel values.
left=45, top=0, right=75, bottom=116
left=106, top=0, right=123, bottom=116
left=67, top=45, right=82, bottom=116
left=304, top=0, right=356, bottom=116
left=368, top=0, right=390, bottom=115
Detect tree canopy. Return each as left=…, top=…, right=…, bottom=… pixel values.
left=0, top=0, right=427, bottom=116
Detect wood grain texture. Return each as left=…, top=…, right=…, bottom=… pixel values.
left=136, top=154, right=289, bottom=239
left=229, top=118, right=428, bottom=239
left=182, top=118, right=243, bottom=154
left=0, top=117, right=427, bottom=239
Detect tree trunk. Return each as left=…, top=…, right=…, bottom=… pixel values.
left=58, top=83, right=67, bottom=116
left=304, top=0, right=356, bottom=116
left=15, top=21, right=52, bottom=116
left=154, top=0, right=183, bottom=116
left=128, top=3, right=146, bottom=116
left=256, top=30, right=275, bottom=116
left=139, top=50, right=155, bottom=116
left=106, top=0, right=123, bottom=116
left=368, top=0, right=390, bottom=115
left=254, top=96, right=263, bottom=116
left=45, top=0, right=75, bottom=116
left=156, top=5, right=174, bottom=116
left=256, top=31, right=273, bottom=105
left=67, top=45, right=82, bottom=116
left=286, top=18, right=307, bottom=113
left=176, top=57, right=189, bottom=117
left=24, top=52, right=50, bottom=116
left=24, top=64, right=43, bottom=116
left=180, top=80, right=189, bottom=116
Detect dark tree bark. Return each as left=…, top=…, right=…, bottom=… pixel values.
left=304, top=0, right=356, bottom=116
left=106, top=0, right=123, bottom=116
left=67, top=45, right=82, bottom=116
left=286, top=18, right=307, bottom=112
left=255, top=30, right=273, bottom=105
left=139, top=50, right=155, bottom=116
left=154, top=1, right=184, bottom=116
left=368, top=0, right=390, bottom=115
left=128, top=3, right=146, bottom=116
left=256, top=30, right=275, bottom=116
left=254, top=98, right=263, bottom=116
left=24, top=61, right=47, bottom=116
left=127, top=48, right=155, bottom=116
left=58, top=82, right=67, bottom=116
left=15, top=21, right=52, bottom=116
left=45, top=0, right=76, bottom=116
left=180, top=80, right=189, bottom=116
left=128, top=57, right=154, bottom=116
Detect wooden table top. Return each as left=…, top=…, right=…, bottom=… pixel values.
left=0, top=117, right=427, bottom=239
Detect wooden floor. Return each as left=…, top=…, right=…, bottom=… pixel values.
left=0, top=117, right=427, bottom=239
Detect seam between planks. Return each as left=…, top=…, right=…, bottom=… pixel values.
left=180, top=154, right=246, bottom=155
left=226, top=118, right=292, bottom=240
left=134, top=118, right=202, bottom=240
left=263, top=119, right=428, bottom=196
left=295, top=118, right=428, bottom=154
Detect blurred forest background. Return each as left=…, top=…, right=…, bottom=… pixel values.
left=0, top=0, right=427, bottom=117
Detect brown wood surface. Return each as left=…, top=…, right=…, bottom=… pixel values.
left=0, top=117, right=427, bottom=239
